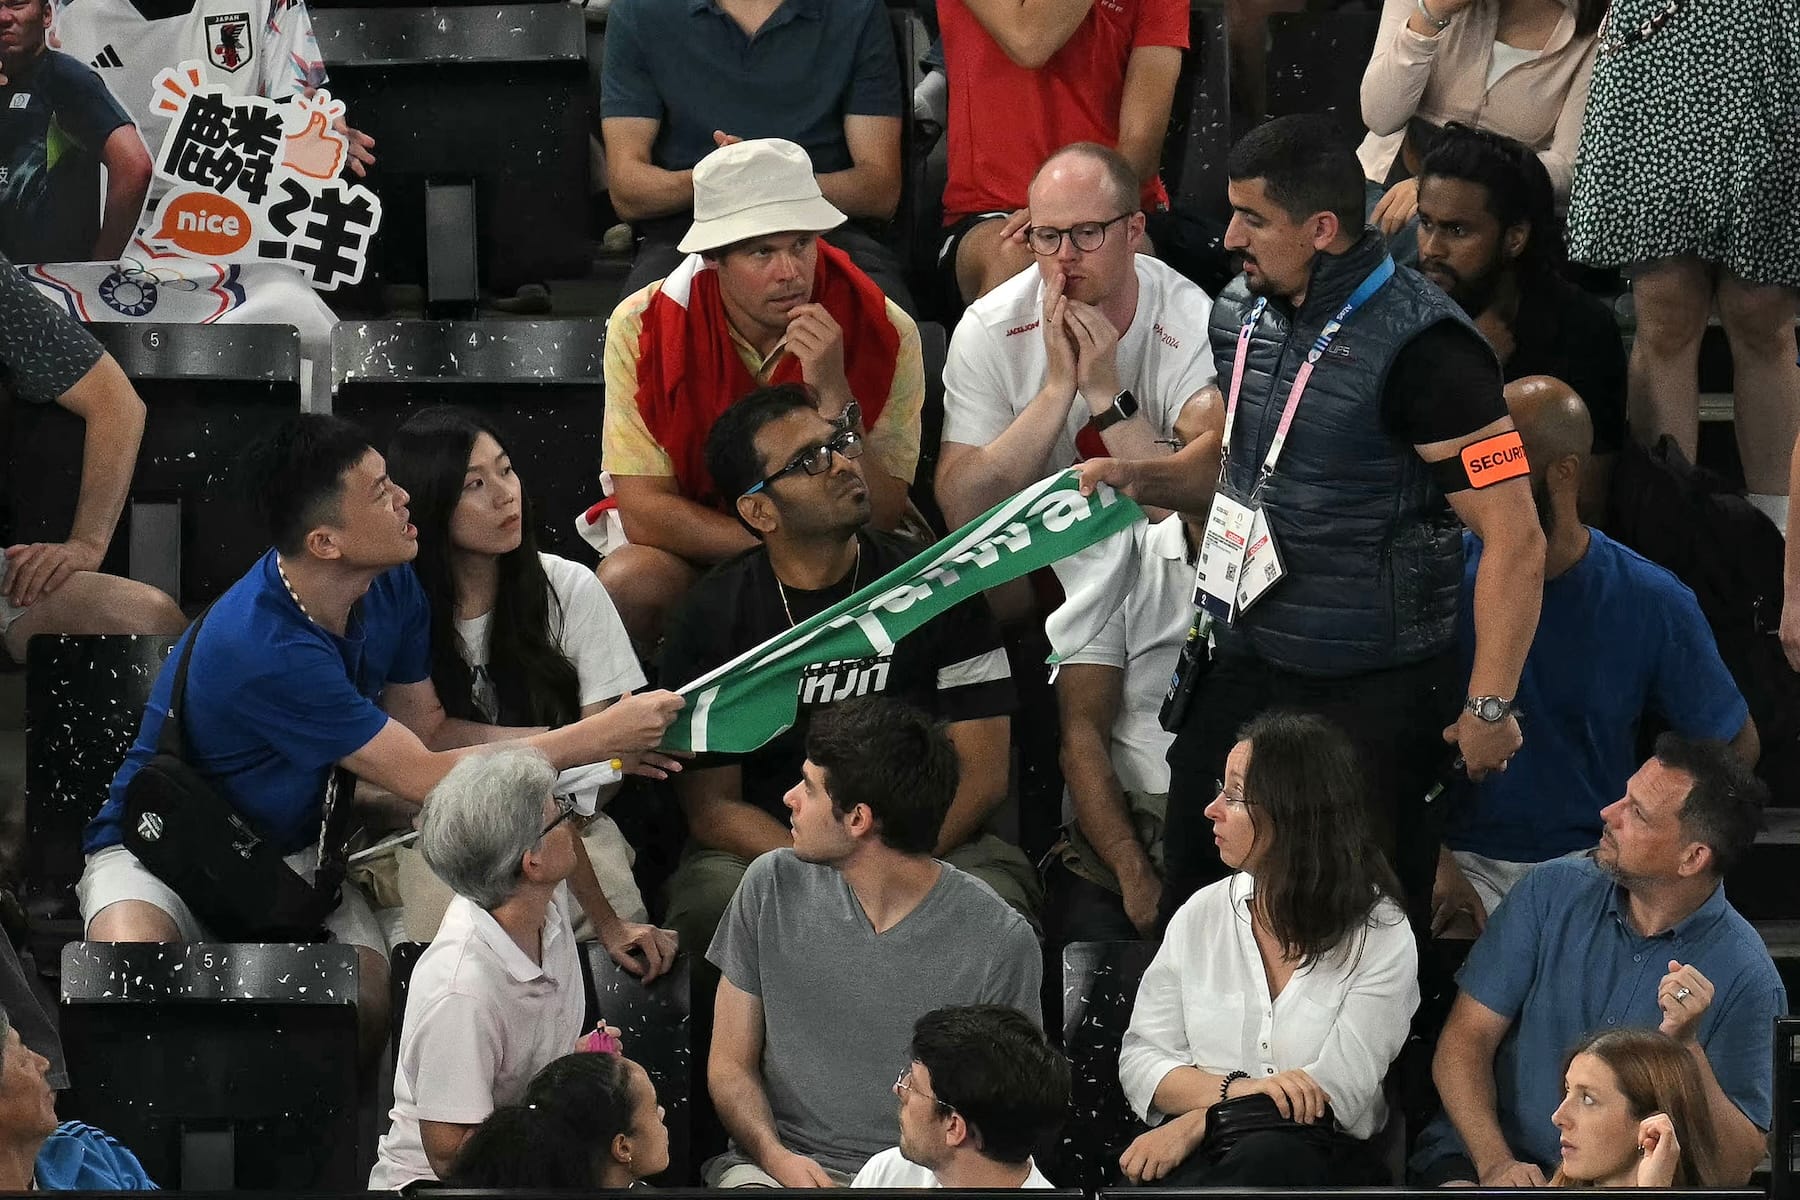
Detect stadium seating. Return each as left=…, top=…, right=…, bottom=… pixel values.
left=59, top=940, right=364, bottom=1189
left=6, top=324, right=302, bottom=606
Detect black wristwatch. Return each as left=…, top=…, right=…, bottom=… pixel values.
left=1090, top=388, right=1139, bottom=432
left=1465, top=695, right=1516, bottom=722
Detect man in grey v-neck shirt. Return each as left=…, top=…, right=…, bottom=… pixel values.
left=704, top=695, right=1042, bottom=1187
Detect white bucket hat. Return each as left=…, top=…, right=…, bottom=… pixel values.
left=677, top=138, right=847, bottom=255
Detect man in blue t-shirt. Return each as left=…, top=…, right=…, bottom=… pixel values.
left=0, top=1007, right=156, bottom=1190
left=1432, top=376, right=1755, bottom=937
left=75, top=414, right=685, bottom=1057
left=1414, top=734, right=1783, bottom=1186
left=0, top=0, right=151, bottom=262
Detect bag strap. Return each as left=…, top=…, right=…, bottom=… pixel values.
left=154, top=602, right=216, bottom=760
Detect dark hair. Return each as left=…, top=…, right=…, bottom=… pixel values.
left=804, top=695, right=959, bottom=854
left=239, top=414, right=372, bottom=556
left=911, top=1005, right=1069, bottom=1165
left=385, top=407, right=581, bottom=728
left=1655, top=732, right=1766, bottom=877
left=1573, top=0, right=1609, bottom=38
left=448, top=1103, right=601, bottom=1187
left=705, top=382, right=820, bottom=509
left=522, top=1051, right=639, bottom=1144
left=1419, top=123, right=1565, bottom=280
left=1238, top=710, right=1403, bottom=965
left=1037, top=142, right=1141, bottom=215
left=1554, top=1028, right=1722, bottom=1187
left=1226, top=115, right=1366, bottom=237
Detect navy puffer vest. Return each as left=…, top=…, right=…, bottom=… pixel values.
left=1211, top=231, right=1483, bottom=678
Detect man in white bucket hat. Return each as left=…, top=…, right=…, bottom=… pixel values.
left=596, top=137, right=923, bottom=648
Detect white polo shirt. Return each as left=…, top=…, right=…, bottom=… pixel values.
left=369, top=893, right=586, bottom=1190
left=941, top=255, right=1217, bottom=463
left=851, top=1146, right=1056, bottom=1188
left=1060, top=514, right=1195, bottom=796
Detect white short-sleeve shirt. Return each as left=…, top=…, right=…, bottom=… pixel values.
left=455, top=552, right=645, bottom=722
left=368, top=894, right=587, bottom=1190
left=851, top=1146, right=1055, bottom=1188
left=941, top=255, right=1217, bottom=462
left=1059, top=514, right=1195, bottom=797
left=1117, top=872, right=1419, bottom=1140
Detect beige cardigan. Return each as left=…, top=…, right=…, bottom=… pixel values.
left=1356, top=0, right=1597, bottom=199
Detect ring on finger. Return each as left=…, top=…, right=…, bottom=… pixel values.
left=1673, top=986, right=1692, bottom=1002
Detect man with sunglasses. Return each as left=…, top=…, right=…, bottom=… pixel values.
left=936, top=142, right=1216, bottom=530
left=657, top=383, right=1040, bottom=982
left=371, top=747, right=589, bottom=1190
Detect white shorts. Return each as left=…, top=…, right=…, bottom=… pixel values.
left=1451, top=847, right=1590, bottom=918
left=0, top=555, right=25, bottom=635
left=77, top=843, right=389, bottom=955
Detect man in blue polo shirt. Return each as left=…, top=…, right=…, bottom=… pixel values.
left=75, top=414, right=684, bottom=1056
left=599, top=0, right=910, bottom=309
left=1431, top=376, right=1757, bottom=936
left=1415, top=734, right=1783, bottom=1186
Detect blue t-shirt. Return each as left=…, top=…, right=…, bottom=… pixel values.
left=1450, top=529, right=1746, bottom=862
left=1411, top=857, right=1785, bottom=1177
left=600, top=0, right=902, bottom=176
left=86, top=550, right=431, bottom=856
left=35, top=1121, right=157, bottom=1189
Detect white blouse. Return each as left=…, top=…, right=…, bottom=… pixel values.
left=1118, top=872, right=1419, bottom=1140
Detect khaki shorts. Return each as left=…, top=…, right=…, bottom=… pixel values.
left=77, top=843, right=389, bottom=954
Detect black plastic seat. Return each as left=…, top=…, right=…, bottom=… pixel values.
left=59, top=940, right=364, bottom=1189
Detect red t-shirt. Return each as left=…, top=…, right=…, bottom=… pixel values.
left=939, top=0, right=1190, bottom=221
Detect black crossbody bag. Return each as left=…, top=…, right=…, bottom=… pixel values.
left=122, top=606, right=353, bottom=942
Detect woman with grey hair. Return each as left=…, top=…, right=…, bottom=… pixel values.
left=369, top=747, right=592, bottom=1190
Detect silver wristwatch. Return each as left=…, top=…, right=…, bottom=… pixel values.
left=1465, top=695, right=1516, bottom=722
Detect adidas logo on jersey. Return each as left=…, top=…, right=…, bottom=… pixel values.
left=90, top=44, right=123, bottom=68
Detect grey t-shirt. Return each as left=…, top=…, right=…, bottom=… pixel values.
left=707, top=849, right=1042, bottom=1176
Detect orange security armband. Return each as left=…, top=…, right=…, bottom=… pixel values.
left=1433, top=430, right=1530, bottom=493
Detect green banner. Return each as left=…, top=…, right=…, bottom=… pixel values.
left=666, top=470, right=1145, bottom=753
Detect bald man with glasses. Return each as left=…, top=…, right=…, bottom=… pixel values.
left=936, top=141, right=1219, bottom=530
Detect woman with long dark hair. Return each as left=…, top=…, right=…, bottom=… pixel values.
left=1117, top=711, right=1418, bottom=1185
left=1550, top=1028, right=1723, bottom=1188
left=388, top=406, right=679, bottom=979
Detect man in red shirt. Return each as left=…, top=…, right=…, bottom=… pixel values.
left=936, top=0, right=1188, bottom=305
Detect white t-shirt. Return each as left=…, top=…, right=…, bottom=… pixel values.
left=48, top=0, right=325, bottom=169
left=455, top=552, right=644, bottom=724
left=851, top=1146, right=1055, bottom=1189
left=1117, top=872, right=1418, bottom=1141
left=941, top=255, right=1217, bottom=464
left=369, top=894, right=587, bottom=1190
left=1059, top=514, right=1194, bottom=797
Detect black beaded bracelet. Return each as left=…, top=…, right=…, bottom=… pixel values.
left=1221, top=1070, right=1249, bottom=1101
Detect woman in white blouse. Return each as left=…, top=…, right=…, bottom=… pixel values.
left=1117, top=711, right=1419, bottom=1185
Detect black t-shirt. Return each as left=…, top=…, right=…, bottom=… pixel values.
left=0, top=249, right=105, bottom=405
left=0, top=51, right=137, bottom=264
left=1379, top=318, right=1511, bottom=454
left=1506, top=273, right=1629, bottom=455
left=658, top=530, right=1017, bottom=821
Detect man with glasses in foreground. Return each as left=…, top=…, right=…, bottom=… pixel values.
left=854, top=1005, right=1068, bottom=1188
left=936, top=141, right=1217, bottom=530
left=657, top=383, right=1039, bottom=983
left=370, top=747, right=589, bottom=1189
